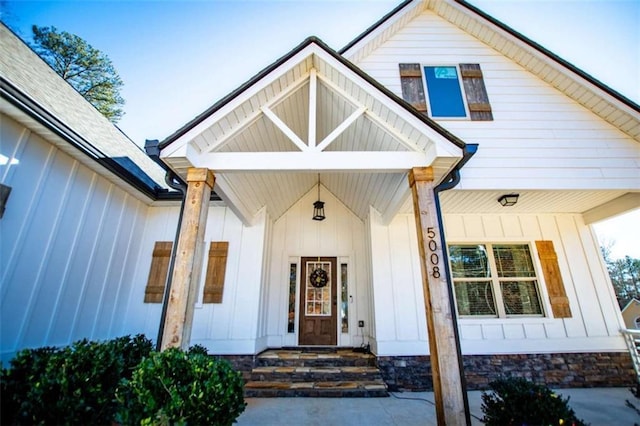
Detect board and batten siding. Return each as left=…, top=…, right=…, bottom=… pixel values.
left=264, top=185, right=371, bottom=349
left=0, top=115, right=149, bottom=362
left=368, top=208, right=626, bottom=356
left=354, top=11, right=639, bottom=190
left=132, top=205, right=269, bottom=355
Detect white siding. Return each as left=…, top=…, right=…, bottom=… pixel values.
left=0, top=115, right=148, bottom=361
left=367, top=208, right=626, bottom=356
left=0, top=114, right=268, bottom=359
left=368, top=208, right=429, bottom=356
left=265, top=185, right=370, bottom=349
left=127, top=205, right=268, bottom=355
left=355, top=11, right=639, bottom=191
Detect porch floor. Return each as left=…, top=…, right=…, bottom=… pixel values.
left=245, top=348, right=388, bottom=397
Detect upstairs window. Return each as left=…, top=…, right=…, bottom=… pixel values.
left=399, top=63, right=493, bottom=121
left=448, top=243, right=543, bottom=317
left=423, top=66, right=467, bottom=118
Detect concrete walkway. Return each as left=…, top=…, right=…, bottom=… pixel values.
left=236, top=387, right=639, bottom=425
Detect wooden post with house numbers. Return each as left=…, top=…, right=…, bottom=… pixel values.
left=409, top=167, right=470, bottom=426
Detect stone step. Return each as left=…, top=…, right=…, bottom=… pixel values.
left=250, top=365, right=383, bottom=382
left=244, top=380, right=388, bottom=398
left=256, top=349, right=375, bottom=368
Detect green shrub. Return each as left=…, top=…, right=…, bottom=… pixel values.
left=1, top=334, right=153, bottom=425
left=481, top=377, right=586, bottom=426
left=116, top=348, right=246, bottom=426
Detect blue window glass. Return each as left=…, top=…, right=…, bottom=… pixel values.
left=424, top=66, right=466, bottom=118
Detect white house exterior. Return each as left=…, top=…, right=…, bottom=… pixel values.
left=1, top=0, right=638, bottom=399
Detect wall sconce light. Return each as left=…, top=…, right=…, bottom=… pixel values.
left=498, top=193, right=519, bottom=207
left=312, top=174, right=326, bottom=221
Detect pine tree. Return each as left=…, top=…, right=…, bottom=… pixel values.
left=31, top=25, right=125, bottom=123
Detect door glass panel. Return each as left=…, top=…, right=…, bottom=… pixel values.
left=305, top=261, right=331, bottom=316
left=341, top=263, right=348, bottom=333
left=287, top=263, right=296, bottom=333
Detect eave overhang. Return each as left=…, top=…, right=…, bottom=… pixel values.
left=160, top=37, right=467, bottom=225
left=341, top=0, right=640, bottom=141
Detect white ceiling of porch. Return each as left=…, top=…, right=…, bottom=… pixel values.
left=161, top=42, right=462, bottom=224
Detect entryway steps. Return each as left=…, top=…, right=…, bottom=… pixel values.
left=245, top=349, right=388, bottom=397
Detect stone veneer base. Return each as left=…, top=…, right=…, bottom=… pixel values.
left=376, top=352, right=635, bottom=391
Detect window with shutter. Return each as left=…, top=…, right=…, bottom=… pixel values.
left=448, top=243, right=544, bottom=317
left=399, top=63, right=493, bottom=121
left=535, top=240, right=572, bottom=318
left=144, top=241, right=173, bottom=303
left=203, top=241, right=229, bottom=303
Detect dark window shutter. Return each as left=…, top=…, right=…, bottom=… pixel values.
left=399, top=63, right=428, bottom=115
left=535, top=240, right=572, bottom=318
left=144, top=241, right=173, bottom=303
left=459, top=63, right=493, bottom=121
left=203, top=241, right=229, bottom=303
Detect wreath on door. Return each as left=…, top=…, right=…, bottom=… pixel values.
left=309, top=268, right=329, bottom=288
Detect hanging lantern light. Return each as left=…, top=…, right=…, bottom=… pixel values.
left=312, top=174, right=326, bottom=221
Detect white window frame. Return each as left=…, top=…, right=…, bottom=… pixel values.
left=422, top=64, right=470, bottom=120
left=447, top=242, right=546, bottom=319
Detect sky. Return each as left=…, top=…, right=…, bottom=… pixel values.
left=1, top=0, right=639, bottom=259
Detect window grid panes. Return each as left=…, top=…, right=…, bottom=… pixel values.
left=287, top=264, right=296, bottom=333
left=305, top=261, right=331, bottom=316
left=449, top=244, right=543, bottom=317
left=341, top=263, right=348, bottom=333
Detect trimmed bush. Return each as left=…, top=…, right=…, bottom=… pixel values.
left=0, top=334, right=153, bottom=425
left=116, top=348, right=246, bottom=426
left=481, top=377, right=586, bottom=426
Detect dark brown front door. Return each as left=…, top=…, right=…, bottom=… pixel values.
left=298, top=257, right=337, bottom=346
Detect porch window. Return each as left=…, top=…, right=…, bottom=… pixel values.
left=341, top=263, right=348, bottom=333
left=288, top=263, right=297, bottom=333
left=448, top=244, right=543, bottom=317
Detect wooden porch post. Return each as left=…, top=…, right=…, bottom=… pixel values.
left=160, top=168, right=214, bottom=350
left=409, top=167, right=469, bottom=426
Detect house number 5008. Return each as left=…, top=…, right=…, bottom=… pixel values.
left=426, top=227, right=441, bottom=279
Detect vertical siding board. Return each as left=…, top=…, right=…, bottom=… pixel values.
left=20, top=154, right=79, bottom=348
left=44, top=168, right=96, bottom=344
left=578, top=221, right=625, bottom=336
left=91, top=194, right=130, bottom=340
left=389, top=217, right=419, bottom=341
left=69, top=182, right=114, bottom=341
left=555, top=216, right=607, bottom=335
left=109, top=202, right=147, bottom=336
left=0, top=137, right=55, bottom=302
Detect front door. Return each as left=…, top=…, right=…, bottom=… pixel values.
left=298, top=257, right=337, bottom=345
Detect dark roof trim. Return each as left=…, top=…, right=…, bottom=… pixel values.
left=338, top=0, right=639, bottom=113
left=1, top=76, right=173, bottom=201
left=456, top=1, right=639, bottom=113
left=338, top=0, right=413, bottom=55
left=160, top=35, right=467, bottom=151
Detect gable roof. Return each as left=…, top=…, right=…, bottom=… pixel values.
left=160, top=37, right=469, bottom=224
left=0, top=24, right=173, bottom=202
left=341, top=0, right=640, bottom=141
left=160, top=36, right=465, bottom=151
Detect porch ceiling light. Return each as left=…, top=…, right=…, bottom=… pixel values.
left=498, top=193, right=519, bottom=207
left=312, top=174, right=326, bottom=221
